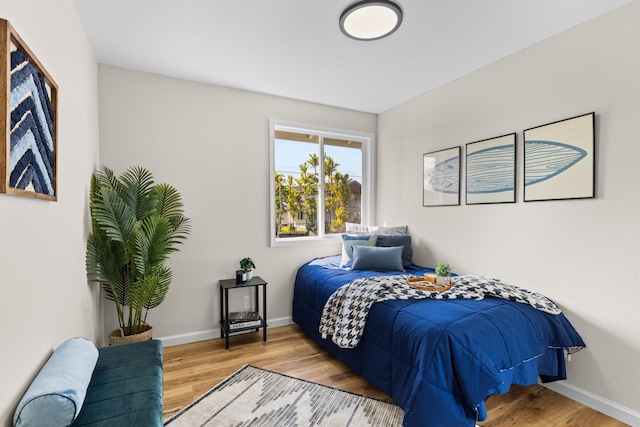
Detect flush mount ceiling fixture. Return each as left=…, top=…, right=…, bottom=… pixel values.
left=339, top=0, right=403, bottom=41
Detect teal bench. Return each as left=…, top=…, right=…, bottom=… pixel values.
left=14, top=338, right=163, bottom=427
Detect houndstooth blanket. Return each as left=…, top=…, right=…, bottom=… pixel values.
left=320, top=275, right=561, bottom=349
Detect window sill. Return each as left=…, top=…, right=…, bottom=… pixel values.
left=270, top=234, right=342, bottom=248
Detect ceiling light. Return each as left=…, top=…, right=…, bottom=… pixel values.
left=339, top=0, right=403, bottom=41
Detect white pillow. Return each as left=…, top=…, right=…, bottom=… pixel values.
left=345, top=223, right=378, bottom=234
left=346, top=222, right=408, bottom=236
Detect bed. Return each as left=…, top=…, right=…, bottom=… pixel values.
left=292, top=255, right=585, bottom=427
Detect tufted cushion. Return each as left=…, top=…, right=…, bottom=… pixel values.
left=14, top=338, right=98, bottom=427
left=70, top=339, right=164, bottom=427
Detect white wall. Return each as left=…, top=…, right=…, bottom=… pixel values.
left=2, top=0, right=635, bottom=423
left=0, top=1, right=100, bottom=425
left=378, top=1, right=640, bottom=419
left=97, top=65, right=377, bottom=341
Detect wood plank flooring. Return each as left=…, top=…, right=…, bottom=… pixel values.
left=163, top=324, right=627, bottom=426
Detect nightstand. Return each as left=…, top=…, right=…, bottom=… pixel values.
left=219, top=276, right=267, bottom=349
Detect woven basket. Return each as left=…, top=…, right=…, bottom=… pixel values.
left=407, top=275, right=452, bottom=292
left=108, top=324, right=153, bottom=346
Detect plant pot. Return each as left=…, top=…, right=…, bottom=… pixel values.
left=245, top=270, right=252, bottom=281
left=109, top=324, right=153, bottom=346
left=236, top=270, right=245, bottom=284
left=436, top=275, right=450, bottom=286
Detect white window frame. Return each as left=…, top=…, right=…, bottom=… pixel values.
left=269, top=119, right=375, bottom=247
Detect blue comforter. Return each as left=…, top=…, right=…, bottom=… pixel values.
left=292, top=257, right=586, bottom=427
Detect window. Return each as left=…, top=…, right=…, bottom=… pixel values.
left=270, top=120, right=374, bottom=246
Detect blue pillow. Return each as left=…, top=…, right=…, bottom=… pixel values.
left=376, top=235, right=413, bottom=267
left=342, top=234, right=373, bottom=241
left=350, top=245, right=405, bottom=271
left=340, top=234, right=376, bottom=268
left=14, top=338, right=98, bottom=427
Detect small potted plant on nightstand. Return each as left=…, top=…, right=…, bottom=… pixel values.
left=240, top=257, right=256, bottom=281
left=435, top=261, right=452, bottom=286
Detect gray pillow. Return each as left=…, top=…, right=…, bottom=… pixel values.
left=377, top=225, right=409, bottom=235
left=376, top=234, right=413, bottom=267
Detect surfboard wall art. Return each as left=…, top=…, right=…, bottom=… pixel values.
left=466, top=133, right=516, bottom=205
left=0, top=19, right=58, bottom=201
left=423, top=146, right=460, bottom=207
left=523, top=113, right=594, bottom=202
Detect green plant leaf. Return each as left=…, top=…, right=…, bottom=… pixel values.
left=154, top=183, right=184, bottom=218
left=133, top=214, right=175, bottom=275
left=435, top=261, right=451, bottom=276
left=144, top=267, right=172, bottom=310
left=119, top=166, right=157, bottom=221
left=91, top=186, right=136, bottom=246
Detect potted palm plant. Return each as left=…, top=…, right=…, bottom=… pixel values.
left=85, top=166, right=190, bottom=344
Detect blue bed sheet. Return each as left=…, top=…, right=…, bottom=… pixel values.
left=292, top=256, right=586, bottom=427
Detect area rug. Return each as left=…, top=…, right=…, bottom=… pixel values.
left=164, top=364, right=404, bottom=426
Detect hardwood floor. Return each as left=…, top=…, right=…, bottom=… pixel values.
left=163, top=324, right=626, bottom=426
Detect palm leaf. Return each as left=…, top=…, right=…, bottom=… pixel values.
left=93, top=167, right=120, bottom=192
left=91, top=187, right=137, bottom=246
left=169, top=216, right=191, bottom=242
left=144, top=267, right=172, bottom=310
left=128, top=277, right=147, bottom=307
left=133, top=215, right=174, bottom=275
left=86, top=232, right=128, bottom=329
left=120, top=166, right=157, bottom=221
left=154, top=183, right=185, bottom=219
left=86, top=233, right=120, bottom=287
left=129, top=268, right=172, bottom=312
left=153, top=184, right=191, bottom=245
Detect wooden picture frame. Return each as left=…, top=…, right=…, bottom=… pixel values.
left=423, top=146, right=460, bottom=207
left=523, top=112, right=594, bottom=202
left=466, top=133, right=516, bottom=205
left=0, top=19, right=58, bottom=201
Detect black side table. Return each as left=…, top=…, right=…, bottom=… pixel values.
left=219, top=276, right=267, bottom=349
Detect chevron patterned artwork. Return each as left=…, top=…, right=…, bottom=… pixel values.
left=1, top=19, right=58, bottom=201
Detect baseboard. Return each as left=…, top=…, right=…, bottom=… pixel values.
left=544, top=381, right=640, bottom=426
left=158, top=316, right=294, bottom=348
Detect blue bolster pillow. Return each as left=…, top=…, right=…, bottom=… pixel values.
left=14, top=337, right=98, bottom=427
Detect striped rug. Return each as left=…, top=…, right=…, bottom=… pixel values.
left=164, top=364, right=404, bottom=426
